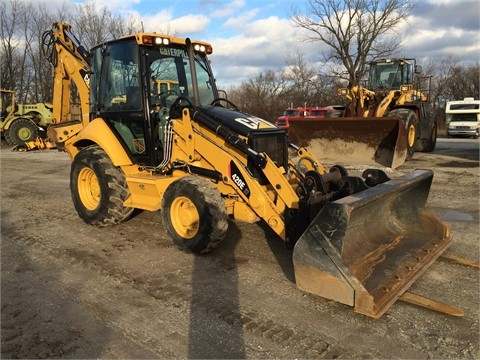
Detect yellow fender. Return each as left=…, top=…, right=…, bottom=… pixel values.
left=68, top=118, right=132, bottom=166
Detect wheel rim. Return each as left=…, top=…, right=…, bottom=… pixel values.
left=78, top=167, right=101, bottom=211
left=407, top=123, right=416, bottom=147
left=170, top=196, right=199, bottom=239
left=18, top=126, right=33, bottom=141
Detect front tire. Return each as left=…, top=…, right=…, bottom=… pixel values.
left=416, top=120, right=437, bottom=152
left=389, top=109, right=418, bottom=160
left=70, top=145, right=134, bottom=226
left=162, top=176, right=228, bottom=254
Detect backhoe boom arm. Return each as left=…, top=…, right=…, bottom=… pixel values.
left=43, top=22, right=91, bottom=143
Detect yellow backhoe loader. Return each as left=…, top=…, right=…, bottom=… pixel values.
left=288, top=58, right=437, bottom=169
left=41, top=22, right=454, bottom=318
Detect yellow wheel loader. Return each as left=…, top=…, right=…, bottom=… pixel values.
left=288, top=58, right=437, bottom=169
left=42, top=22, right=453, bottom=318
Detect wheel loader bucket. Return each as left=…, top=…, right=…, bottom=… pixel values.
left=292, top=169, right=451, bottom=318
left=287, top=117, right=407, bottom=169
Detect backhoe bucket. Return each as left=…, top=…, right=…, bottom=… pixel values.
left=292, top=169, right=451, bottom=318
left=287, top=117, right=407, bottom=169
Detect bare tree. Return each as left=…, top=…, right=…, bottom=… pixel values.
left=283, top=51, right=319, bottom=107
left=425, top=56, right=480, bottom=104
left=71, top=2, right=141, bottom=49
left=0, top=0, right=72, bottom=102
left=228, top=70, right=290, bottom=120
left=423, top=56, right=458, bottom=107
left=446, top=64, right=480, bottom=101
left=107, top=15, right=142, bottom=39
left=226, top=51, right=346, bottom=120
left=290, top=0, right=414, bottom=86
left=22, top=4, right=57, bottom=102
left=282, top=51, right=343, bottom=107
left=72, top=3, right=119, bottom=49
left=0, top=0, right=30, bottom=94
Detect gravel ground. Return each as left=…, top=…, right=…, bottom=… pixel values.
left=1, top=137, right=478, bottom=359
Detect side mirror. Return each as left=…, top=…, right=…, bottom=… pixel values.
left=414, top=65, right=422, bottom=74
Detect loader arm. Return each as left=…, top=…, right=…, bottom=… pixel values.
left=344, top=86, right=377, bottom=117
left=43, top=22, right=91, bottom=144
left=373, top=90, right=396, bottom=117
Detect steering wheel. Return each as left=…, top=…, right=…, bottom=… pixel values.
left=152, top=90, right=179, bottom=108
left=210, top=98, right=240, bottom=111
left=169, top=96, right=195, bottom=118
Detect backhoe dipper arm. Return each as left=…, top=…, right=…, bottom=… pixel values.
left=43, top=22, right=91, bottom=143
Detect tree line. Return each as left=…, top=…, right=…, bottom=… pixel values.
left=1, top=0, right=478, bottom=124
left=1, top=0, right=141, bottom=104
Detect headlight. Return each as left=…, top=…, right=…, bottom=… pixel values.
left=155, top=37, right=170, bottom=45
left=192, top=42, right=213, bottom=54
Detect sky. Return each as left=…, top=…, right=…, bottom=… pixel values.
left=27, top=0, right=480, bottom=86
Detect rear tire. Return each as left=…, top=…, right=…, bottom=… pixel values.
left=70, top=145, right=134, bottom=226
left=5, top=118, right=39, bottom=146
left=162, top=176, right=228, bottom=254
left=389, top=109, right=418, bottom=160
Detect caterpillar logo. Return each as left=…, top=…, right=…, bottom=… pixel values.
left=80, top=69, right=90, bottom=86
left=229, top=161, right=250, bottom=198
left=234, top=115, right=272, bottom=129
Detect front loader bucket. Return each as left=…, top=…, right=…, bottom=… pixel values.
left=287, top=117, right=407, bottom=169
left=292, top=169, right=451, bottom=318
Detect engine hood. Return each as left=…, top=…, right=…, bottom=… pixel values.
left=195, top=105, right=279, bottom=137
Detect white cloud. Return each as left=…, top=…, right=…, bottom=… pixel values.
left=207, top=16, right=330, bottom=86
left=210, top=0, right=246, bottom=18
left=167, top=14, right=211, bottom=36
left=133, top=10, right=211, bottom=36
left=73, top=0, right=141, bottom=13
left=223, top=9, right=259, bottom=31
left=399, top=6, right=480, bottom=64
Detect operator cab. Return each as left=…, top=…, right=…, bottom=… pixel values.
left=89, top=34, right=217, bottom=166
left=368, top=58, right=417, bottom=90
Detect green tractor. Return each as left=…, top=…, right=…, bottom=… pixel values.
left=0, top=89, right=54, bottom=147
